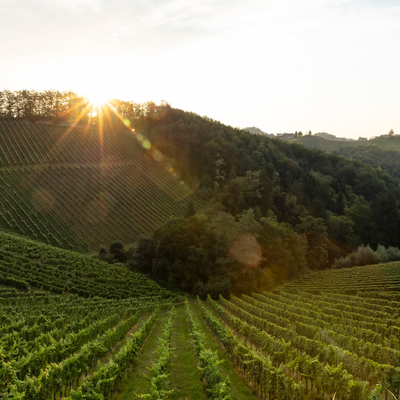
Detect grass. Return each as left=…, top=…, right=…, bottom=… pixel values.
left=113, top=303, right=258, bottom=400
left=114, top=306, right=205, bottom=400
left=168, top=304, right=206, bottom=400
left=113, top=313, right=169, bottom=400
left=189, top=302, right=258, bottom=400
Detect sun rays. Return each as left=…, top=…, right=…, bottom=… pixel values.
left=43, top=93, right=196, bottom=200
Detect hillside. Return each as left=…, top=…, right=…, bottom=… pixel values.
left=2, top=257, right=399, bottom=399
left=0, top=230, right=176, bottom=299
left=292, top=134, right=400, bottom=153
left=0, top=119, right=204, bottom=251
left=3, top=98, right=400, bottom=297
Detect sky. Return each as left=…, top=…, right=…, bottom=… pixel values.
left=1, top=0, right=399, bottom=139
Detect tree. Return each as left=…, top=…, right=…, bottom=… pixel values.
left=345, top=199, right=377, bottom=247
left=98, top=245, right=108, bottom=255
left=388, top=129, right=394, bottom=137
left=336, top=191, right=345, bottom=215
left=296, top=215, right=329, bottom=269
left=372, top=191, right=399, bottom=246
left=127, top=236, right=157, bottom=275
left=109, top=240, right=126, bottom=262
left=185, top=200, right=196, bottom=218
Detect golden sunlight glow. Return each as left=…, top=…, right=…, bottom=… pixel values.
left=86, top=89, right=111, bottom=107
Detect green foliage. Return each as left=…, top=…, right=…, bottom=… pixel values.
left=109, top=240, right=127, bottom=263
left=131, top=208, right=318, bottom=296
left=185, top=200, right=197, bottom=218
left=98, top=245, right=108, bottom=255
left=3, top=93, right=400, bottom=299
left=0, top=231, right=177, bottom=299
left=334, top=244, right=400, bottom=269
left=68, top=309, right=159, bottom=400
left=185, top=299, right=232, bottom=400
left=139, top=308, right=176, bottom=399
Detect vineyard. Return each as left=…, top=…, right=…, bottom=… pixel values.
left=0, top=120, right=204, bottom=251
left=1, top=238, right=400, bottom=399
left=0, top=231, right=176, bottom=299
left=2, top=120, right=400, bottom=399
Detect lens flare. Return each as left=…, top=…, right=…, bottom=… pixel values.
left=142, top=139, right=151, bottom=149
left=230, top=233, right=262, bottom=267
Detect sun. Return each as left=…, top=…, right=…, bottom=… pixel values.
left=85, top=89, right=111, bottom=107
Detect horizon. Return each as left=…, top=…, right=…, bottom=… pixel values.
left=0, top=90, right=395, bottom=141
left=1, top=0, right=399, bottom=140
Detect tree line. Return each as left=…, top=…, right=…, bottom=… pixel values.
left=0, top=89, right=91, bottom=119
left=0, top=89, right=166, bottom=129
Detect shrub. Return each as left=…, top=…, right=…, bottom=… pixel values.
left=353, top=245, right=377, bottom=266
left=98, top=245, right=108, bottom=255
left=333, top=256, right=352, bottom=269
left=109, top=240, right=126, bottom=262
left=385, top=246, right=400, bottom=261
left=374, top=245, right=388, bottom=263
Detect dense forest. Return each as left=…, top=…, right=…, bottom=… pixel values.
left=111, top=100, right=400, bottom=295
left=332, top=145, right=400, bottom=181
left=2, top=89, right=400, bottom=296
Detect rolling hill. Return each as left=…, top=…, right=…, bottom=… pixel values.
left=2, top=237, right=400, bottom=399
left=292, top=134, right=400, bottom=153
left=2, top=112, right=400, bottom=398
left=0, top=119, right=204, bottom=251
left=0, top=230, right=176, bottom=299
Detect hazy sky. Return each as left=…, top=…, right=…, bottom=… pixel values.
left=1, top=0, right=399, bottom=139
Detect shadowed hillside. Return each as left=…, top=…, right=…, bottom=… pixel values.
left=0, top=119, right=204, bottom=251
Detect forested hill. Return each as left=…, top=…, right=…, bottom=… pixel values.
left=1, top=90, right=400, bottom=295
left=111, top=104, right=400, bottom=295
left=291, top=134, right=400, bottom=181
left=331, top=146, right=400, bottom=181
left=126, top=104, right=400, bottom=249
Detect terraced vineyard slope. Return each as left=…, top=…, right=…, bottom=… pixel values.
left=3, top=259, right=400, bottom=399
left=285, top=261, right=400, bottom=294
left=206, top=262, right=400, bottom=399
left=0, top=231, right=177, bottom=299
left=0, top=119, right=204, bottom=251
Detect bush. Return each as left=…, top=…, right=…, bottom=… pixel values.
left=332, top=243, right=400, bottom=270
left=109, top=240, right=124, bottom=254
left=353, top=245, right=377, bottom=266
left=98, top=245, right=108, bottom=255
left=333, top=256, right=352, bottom=269
left=385, top=246, right=400, bottom=261
left=109, top=240, right=126, bottom=263
left=374, top=244, right=389, bottom=263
